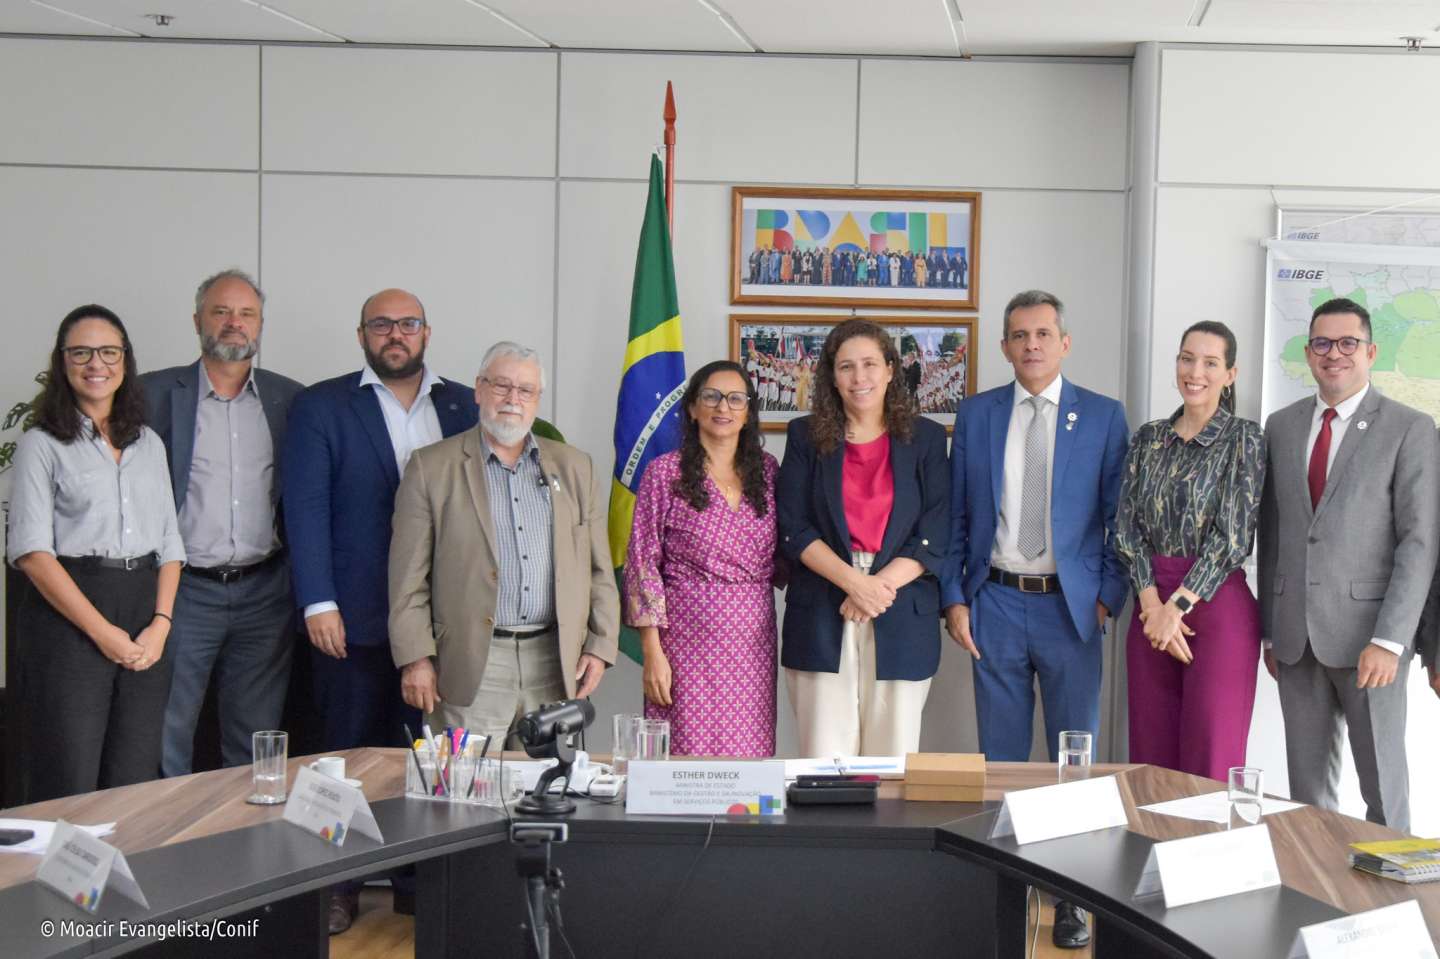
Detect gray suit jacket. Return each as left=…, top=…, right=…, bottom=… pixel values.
left=142, top=360, right=305, bottom=513
left=1258, top=387, right=1439, bottom=668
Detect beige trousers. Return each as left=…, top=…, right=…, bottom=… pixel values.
left=785, top=554, right=932, bottom=757
left=430, top=630, right=567, bottom=750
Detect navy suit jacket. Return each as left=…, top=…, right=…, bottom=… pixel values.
left=282, top=371, right=477, bottom=647
left=142, top=361, right=304, bottom=516
left=941, top=378, right=1129, bottom=642
left=776, top=415, right=950, bottom=681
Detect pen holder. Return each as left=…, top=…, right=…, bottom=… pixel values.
left=405, top=752, right=524, bottom=807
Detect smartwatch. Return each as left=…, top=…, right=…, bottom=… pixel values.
left=1171, top=595, right=1194, bottom=616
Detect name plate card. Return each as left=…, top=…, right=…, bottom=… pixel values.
left=1288, top=900, right=1438, bottom=959
left=1133, top=823, right=1280, bottom=908
left=36, top=820, right=148, bottom=913
left=626, top=761, right=786, bottom=816
left=282, top=766, right=383, bottom=846
left=988, top=775, right=1129, bottom=845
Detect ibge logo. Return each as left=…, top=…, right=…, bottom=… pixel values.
left=1276, top=268, right=1326, bottom=281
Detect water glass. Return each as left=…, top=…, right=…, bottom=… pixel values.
left=248, top=730, right=288, bottom=804
left=1057, top=730, right=1092, bottom=783
left=1228, top=766, right=1263, bottom=827
left=611, top=712, right=642, bottom=775
left=635, top=719, right=671, bottom=763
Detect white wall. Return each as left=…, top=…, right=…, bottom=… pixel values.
left=1144, top=44, right=1440, bottom=835
left=0, top=38, right=1130, bottom=763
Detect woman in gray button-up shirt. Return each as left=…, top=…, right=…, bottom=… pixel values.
left=8, top=305, right=184, bottom=802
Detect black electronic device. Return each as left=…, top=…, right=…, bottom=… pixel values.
left=787, top=781, right=878, bottom=805
left=0, top=828, right=35, bottom=845
left=515, top=698, right=596, bottom=817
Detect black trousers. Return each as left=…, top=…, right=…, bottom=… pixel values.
left=18, top=563, right=172, bottom=802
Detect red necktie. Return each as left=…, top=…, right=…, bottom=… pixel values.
left=1308, top=407, right=1338, bottom=508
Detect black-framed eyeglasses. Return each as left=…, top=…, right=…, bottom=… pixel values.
left=1307, top=336, right=1370, bottom=356
left=481, top=377, right=540, bottom=402
left=362, top=316, right=426, bottom=336
left=698, top=388, right=750, bottom=411
left=63, top=346, right=125, bottom=366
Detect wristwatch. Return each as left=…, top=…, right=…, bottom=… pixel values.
left=1171, top=595, right=1194, bottom=616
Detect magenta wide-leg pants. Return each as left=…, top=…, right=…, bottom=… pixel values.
left=1127, top=555, right=1261, bottom=782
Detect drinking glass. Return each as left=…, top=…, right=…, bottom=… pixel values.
left=611, top=712, right=641, bottom=775
left=248, top=730, right=288, bottom=804
left=1228, top=766, right=1263, bottom=827
left=1057, top=730, right=1092, bottom=783
left=635, top=719, right=671, bottom=763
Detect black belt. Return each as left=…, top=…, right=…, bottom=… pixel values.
left=58, top=553, right=158, bottom=571
left=187, top=551, right=285, bottom=584
left=988, top=567, right=1062, bottom=594
left=493, top=626, right=553, bottom=639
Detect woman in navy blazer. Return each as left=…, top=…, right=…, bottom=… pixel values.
left=776, top=319, right=950, bottom=757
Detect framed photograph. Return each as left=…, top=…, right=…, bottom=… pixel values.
left=731, top=186, right=980, bottom=310
left=729, top=314, right=978, bottom=433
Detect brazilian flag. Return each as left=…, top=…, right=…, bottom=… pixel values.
left=608, top=155, right=686, bottom=663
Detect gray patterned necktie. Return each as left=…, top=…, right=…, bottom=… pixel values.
left=1017, top=395, right=1048, bottom=560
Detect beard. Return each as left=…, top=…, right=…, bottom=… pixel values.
left=482, top=406, right=534, bottom=446
left=363, top=338, right=425, bottom=380
left=201, top=331, right=259, bottom=363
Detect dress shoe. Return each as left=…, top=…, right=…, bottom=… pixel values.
left=327, top=889, right=359, bottom=935
left=392, top=889, right=415, bottom=916
left=1052, top=899, right=1090, bottom=949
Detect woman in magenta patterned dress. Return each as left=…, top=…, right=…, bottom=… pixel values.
left=624, top=360, right=781, bottom=756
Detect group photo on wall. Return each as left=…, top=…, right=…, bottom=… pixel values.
left=729, top=315, right=976, bottom=430
left=730, top=187, right=981, bottom=311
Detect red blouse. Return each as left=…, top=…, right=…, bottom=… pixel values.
left=843, top=433, right=893, bottom=554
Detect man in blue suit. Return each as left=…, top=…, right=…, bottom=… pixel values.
left=144, top=269, right=304, bottom=776
left=283, top=288, right=477, bottom=932
left=941, top=289, right=1128, bottom=949
left=284, top=289, right=478, bottom=754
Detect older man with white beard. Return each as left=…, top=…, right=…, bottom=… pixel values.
left=389, top=341, right=620, bottom=747
left=143, top=269, right=305, bottom=776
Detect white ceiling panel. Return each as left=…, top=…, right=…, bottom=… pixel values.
left=40, top=0, right=340, bottom=41
left=1201, top=0, right=1440, bottom=32
left=483, top=0, right=750, bottom=51
left=722, top=0, right=960, bottom=54
left=0, top=1, right=139, bottom=35
left=263, top=0, right=544, bottom=46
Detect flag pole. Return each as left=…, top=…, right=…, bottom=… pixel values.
left=663, top=81, right=677, bottom=231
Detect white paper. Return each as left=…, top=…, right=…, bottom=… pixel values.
left=0, top=819, right=115, bottom=856
left=282, top=766, right=383, bottom=846
left=36, top=820, right=147, bottom=912
left=1289, top=900, right=1438, bottom=959
left=626, top=761, right=787, bottom=816
left=1133, top=823, right=1281, bottom=909
left=988, top=775, right=1129, bottom=845
left=505, top=759, right=602, bottom=793
left=783, top=756, right=906, bottom=779
left=1139, top=791, right=1305, bottom=825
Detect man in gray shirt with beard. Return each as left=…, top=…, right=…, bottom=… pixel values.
left=143, top=269, right=304, bottom=774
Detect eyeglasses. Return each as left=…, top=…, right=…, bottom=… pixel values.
left=1307, top=336, right=1370, bottom=356
left=63, top=346, right=125, bottom=366
left=481, top=377, right=540, bottom=402
left=698, top=388, right=751, bottom=411
left=362, top=316, right=426, bottom=336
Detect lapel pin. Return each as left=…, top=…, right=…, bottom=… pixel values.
left=1065, top=423, right=1074, bottom=431
left=1067, top=412, right=1078, bottom=422
left=1356, top=421, right=1368, bottom=430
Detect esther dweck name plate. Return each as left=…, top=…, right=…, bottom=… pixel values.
left=626, top=761, right=786, bottom=816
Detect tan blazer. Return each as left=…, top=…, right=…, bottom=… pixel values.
left=388, top=428, right=620, bottom=706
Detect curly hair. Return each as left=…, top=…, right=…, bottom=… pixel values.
left=36, top=304, right=147, bottom=449
left=807, top=319, right=916, bottom=455
left=673, top=360, right=769, bottom=516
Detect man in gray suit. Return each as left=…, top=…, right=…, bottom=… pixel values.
left=1258, top=297, right=1438, bottom=831
left=144, top=270, right=305, bottom=774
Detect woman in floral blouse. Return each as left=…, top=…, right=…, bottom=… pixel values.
left=1115, top=320, right=1265, bottom=780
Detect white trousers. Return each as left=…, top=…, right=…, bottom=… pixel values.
left=785, top=554, right=932, bottom=757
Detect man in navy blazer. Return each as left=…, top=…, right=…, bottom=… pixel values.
left=143, top=269, right=304, bottom=775
left=283, top=290, right=479, bottom=757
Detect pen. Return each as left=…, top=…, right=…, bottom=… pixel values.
left=402, top=723, right=433, bottom=797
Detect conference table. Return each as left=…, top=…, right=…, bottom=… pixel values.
left=1, top=749, right=1436, bottom=958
